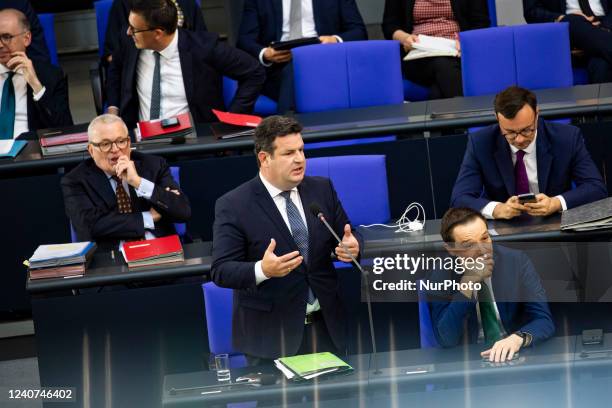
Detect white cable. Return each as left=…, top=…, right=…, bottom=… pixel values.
left=360, top=202, right=426, bottom=233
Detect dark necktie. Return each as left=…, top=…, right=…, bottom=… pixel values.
left=578, top=0, right=595, bottom=17
left=150, top=51, right=161, bottom=120
left=280, top=191, right=315, bottom=304
left=0, top=71, right=16, bottom=140
left=113, top=176, right=133, bottom=214
left=514, top=150, right=530, bottom=195
left=478, top=281, right=503, bottom=344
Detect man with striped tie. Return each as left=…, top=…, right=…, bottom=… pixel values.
left=211, top=115, right=360, bottom=364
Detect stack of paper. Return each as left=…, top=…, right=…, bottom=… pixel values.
left=561, top=197, right=612, bottom=231
left=37, top=124, right=89, bottom=156
left=274, top=352, right=353, bottom=381
left=121, top=235, right=184, bottom=268
left=403, top=35, right=459, bottom=61
left=28, top=241, right=96, bottom=279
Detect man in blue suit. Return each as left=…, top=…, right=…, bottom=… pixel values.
left=211, top=115, right=360, bottom=362
left=451, top=86, right=607, bottom=220
left=429, top=207, right=555, bottom=362
left=237, top=0, right=367, bottom=113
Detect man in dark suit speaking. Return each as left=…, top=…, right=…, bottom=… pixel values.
left=211, top=116, right=360, bottom=362
left=429, top=208, right=555, bottom=362
left=106, top=0, right=264, bottom=131
left=0, top=8, right=72, bottom=139
left=451, top=86, right=607, bottom=220
left=61, top=114, right=191, bottom=251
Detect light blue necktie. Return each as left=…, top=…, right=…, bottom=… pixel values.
left=0, top=71, right=16, bottom=139
left=280, top=191, right=315, bottom=304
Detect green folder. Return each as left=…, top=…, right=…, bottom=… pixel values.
left=276, top=352, right=353, bottom=380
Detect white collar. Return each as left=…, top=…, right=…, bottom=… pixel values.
left=154, top=30, right=179, bottom=60
left=259, top=172, right=298, bottom=198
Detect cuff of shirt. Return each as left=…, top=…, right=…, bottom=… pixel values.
left=333, top=35, right=343, bottom=43
left=32, top=86, right=46, bottom=101
left=142, top=211, right=154, bottom=230
left=135, top=178, right=154, bottom=199
left=254, top=260, right=270, bottom=285
left=555, top=195, right=568, bottom=211
left=259, top=48, right=273, bottom=67
left=481, top=201, right=500, bottom=219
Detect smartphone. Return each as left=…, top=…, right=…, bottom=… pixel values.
left=161, top=117, right=180, bottom=128
left=518, top=193, right=537, bottom=204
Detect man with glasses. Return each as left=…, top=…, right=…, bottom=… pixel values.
left=106, top=0, right=264, bottom=132
left=0, top=8, right=72, bottom=139
left=451, top=86, right=606, bottom=220
left=4, top=1, right=51, bottom=63
left=61, top=114, right=191, bottom=250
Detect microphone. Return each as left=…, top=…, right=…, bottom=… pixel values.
left=309, top=203, right=381, bottom=375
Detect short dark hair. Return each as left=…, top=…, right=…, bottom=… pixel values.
left=254, top=116, right=303, bottom=166
left=494, top=86, right=537, bottom=119
left=440, top=207, right=487, bottom=243
left=130, top=0, right=178, bottom=34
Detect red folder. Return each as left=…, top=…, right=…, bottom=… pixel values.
left=137, top=112, right=193, bottom=140
left=212, top=109, right=262, bottom=127
left=39, top=131, right=89, bottom=147
left=122, top=235, right=183, bottom=263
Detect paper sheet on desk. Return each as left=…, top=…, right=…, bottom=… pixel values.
left=0, top=140, right=14, bottom=154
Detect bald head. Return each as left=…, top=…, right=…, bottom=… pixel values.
left=0, top=8, right=30, bottom=32
left=0, top=8, right=32, bottom=65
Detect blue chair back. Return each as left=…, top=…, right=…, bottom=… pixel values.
left=487, top=0, right=497, bottom=27
left=69, top=166, right=185, bottom=242
left=305, top=155, right=390, bottom=226
left=513, top=23, right=573, bottom=90
left=460, top=26, right=516, bottom=97
left=37, top=13, right=58, bottom=66
left=293, top=41, right=403, bottom=113
left=222, top=76, right=277, bottom=116
left=94, top=0, right=114, bottom=58
left=403, top=80, right=430, bottom=102
left=202, top=282, right=247, bottom=368
left=418, top=281, right=440, bottom=348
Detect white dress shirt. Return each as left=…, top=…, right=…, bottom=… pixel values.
left=106, top=175, right=157, bottom=242
left=258, top=0, right=343, bottom=66
left=482, top=132, right=568, bottom=218
left=566, top=0, right=605, bottom=16
left=0, top=64, right=46, bottom=139
left=136, top=31, right=189, bottom=121
left=255, top=172, right=320, bottom=314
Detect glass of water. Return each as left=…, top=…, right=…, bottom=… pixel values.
left=215, top=353, right=231, bottom=382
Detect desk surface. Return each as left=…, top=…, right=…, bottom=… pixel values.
left=26, top=241, right=212, bottom=293
left=1, top=84, right=608, bottom=177
left=162, top=334, right=612, bottom=407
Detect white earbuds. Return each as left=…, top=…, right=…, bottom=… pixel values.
left=361, top=202, right=426, bottom=233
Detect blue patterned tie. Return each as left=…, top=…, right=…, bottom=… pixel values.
left=0, top=72, right=16, bottom=139
left=281, top=191, right=315, bottom=304
left=150, top=51, right=161, bottom=120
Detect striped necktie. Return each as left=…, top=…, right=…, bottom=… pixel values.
left=0, top=71, right=16, bottom=139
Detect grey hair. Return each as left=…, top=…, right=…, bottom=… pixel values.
left=88, top=114, right=129, bottom=142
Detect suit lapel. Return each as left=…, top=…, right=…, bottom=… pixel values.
left=177, top=31, right=195, bottom=109
left=252, top=176, right=298, bottom=252
left=273, top=0, right=283, bottom=40
left=86, top=163, right=117, bottom=209
left=494, top=131, right=515, bottom=197
left=126, top=46, right=140, bottom=104
left=535, top=120, right=552, bottom=195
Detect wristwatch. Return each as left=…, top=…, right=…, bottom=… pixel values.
left=513, top=331, right=533, bottom=348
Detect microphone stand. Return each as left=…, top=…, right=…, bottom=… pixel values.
left=316, top=212, right=382, bottom=375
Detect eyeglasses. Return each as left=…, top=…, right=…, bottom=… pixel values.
left=500, top=116, right=538, bottom=141
left=127, top=24, right=157, bottom=35
left=90, top=137, right=130, bottom=152
left=0, top=31, right=27, bottom=46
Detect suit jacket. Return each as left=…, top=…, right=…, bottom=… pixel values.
left=103, top=0, right=208, bottom=59
left=428, top=245, right=555, bottom=347
left=18, top=59, right=73, bottom=137
left=237, top=0, right=368, bottom=59
left=5, top=0, right=50, bottom=63
left=211, top=175, right=356, bottom=359
left=523, top=0, right=612, bottom=29
left=106, top=29, right=265, bottom=131
left=382, top=0, right=491, bottom=40
left=450, top=119, right=607, bottom=212
left=61, top=151, right=191, bottom=251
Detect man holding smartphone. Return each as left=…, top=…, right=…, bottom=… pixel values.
left=451, top=86, right=607, bottom=220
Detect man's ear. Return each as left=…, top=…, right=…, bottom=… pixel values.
left=23, top=31, right=32, bottom=48
left=257, top=151, right=268, bottom=168
left=87, top=144, right=94, bottom=158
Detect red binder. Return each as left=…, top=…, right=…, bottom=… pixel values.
left=212, top=109, right=262, bottom=127
left=122, top=235, right=184, bottom=268
left=137, top=112, right=193, bottom=140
